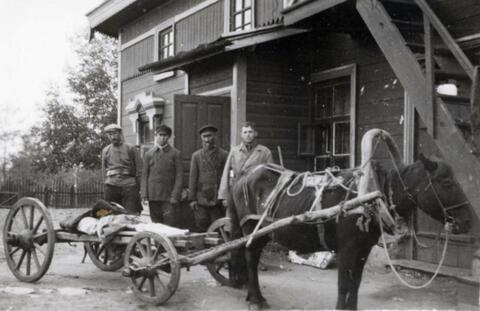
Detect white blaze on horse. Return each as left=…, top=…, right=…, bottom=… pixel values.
left=227, top=129, right=472, bottom=310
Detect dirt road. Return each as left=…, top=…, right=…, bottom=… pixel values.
left=0, top=208, right=461, bottom=310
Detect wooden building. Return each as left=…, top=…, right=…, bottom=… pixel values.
left=88, top=0, right=480, bottom=303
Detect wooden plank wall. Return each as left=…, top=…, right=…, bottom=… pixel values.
left=189, top=55, right=233, bottom=95
left=245, top=39, right=310, bottom=171
left=121, top=0, right=205, bottom=43
left=175, top=1, right=224, bottom=53
left=310, top=33, right=405, bottom=167
left=427, top=0, right=480, bottom=38
left=255, top=0, right=284, bottom=27
left=121, top=37, right=154, bottom=81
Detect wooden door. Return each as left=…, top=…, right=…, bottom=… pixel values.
left=174, top=94, right=231, bottom=181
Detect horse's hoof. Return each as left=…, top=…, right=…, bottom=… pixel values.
left=248, top=301, right=270, bottom=310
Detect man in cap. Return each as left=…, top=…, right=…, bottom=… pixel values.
left=188, top=124, right=228, bottom=232
left=141, top=125, right=183, bottom=225
left=101, top=124, right=142, bottom=215
left=218, top=121, right=273, bottom=206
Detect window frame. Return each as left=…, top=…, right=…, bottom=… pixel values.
left=158, top=26, right=175, bottom=61
left=227, top=0, right=255, bottom=32
left=310, top=64, right=357, bottom=168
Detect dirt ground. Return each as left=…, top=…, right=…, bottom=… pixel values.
left=0, top=208, right=464, bottom=310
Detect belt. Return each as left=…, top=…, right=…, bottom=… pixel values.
left=107, top=169, right=131, bottom=177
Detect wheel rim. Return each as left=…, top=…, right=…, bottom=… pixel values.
left=206, top=217, right=235, bottom=287
left=85, top=242, right=125, bottom=271
left=3, top=197, right=55, bottom=282
left=124, top=232, right=180, bottom=305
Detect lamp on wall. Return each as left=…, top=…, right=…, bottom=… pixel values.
left=436, top=79, right=458, bottom=96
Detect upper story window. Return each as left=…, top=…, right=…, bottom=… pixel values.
left=231, top=0, right=252, bottom=31
left=159, top=27, right=174, bottom=60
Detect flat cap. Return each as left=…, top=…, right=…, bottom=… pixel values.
left=155, top=124, right=172, bottom=136
left=199, top=124, right=218, bottom=134
left=104, top=124, right=122, bottom=132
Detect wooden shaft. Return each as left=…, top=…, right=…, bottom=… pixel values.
left=188, top=190, right=383, bottom=265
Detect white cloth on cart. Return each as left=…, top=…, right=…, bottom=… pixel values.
left=77, top=214, right=188, bottom=238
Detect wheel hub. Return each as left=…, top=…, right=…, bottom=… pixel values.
left=7, top=230, right=34, bottom=250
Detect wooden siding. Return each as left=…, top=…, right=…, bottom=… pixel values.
left=175, top=1, right=224, bottom=53
left=428, top=0, right=480, bottom=38
left=121, top=37, right=154, bottom=81
left=121, top=0, right=205, bottom=43
left=255, top=0, right=284, bottom=27
left=120, top=72, right=187, bottom=145
left=189, top=55, right=233, bottom=94
left=309, top=33, right=405, bottom=166
left=245, top=40, right=310, bottom=171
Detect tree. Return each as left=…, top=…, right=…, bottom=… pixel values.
left=11, top=31, right=119, bottom=174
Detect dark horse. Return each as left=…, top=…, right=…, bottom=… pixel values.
left=228, top=129, right=472, bottom=310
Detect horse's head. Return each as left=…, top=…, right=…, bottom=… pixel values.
left=407, top=154, right=472, bottom=234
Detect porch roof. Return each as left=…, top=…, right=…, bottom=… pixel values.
left=138, top=26, right=309, bottom=73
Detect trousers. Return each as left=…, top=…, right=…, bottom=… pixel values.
left=104, top=184, right=142, bottom=215
left=149, top=201, right=176, bottom=226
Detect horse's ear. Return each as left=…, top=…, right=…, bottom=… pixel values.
left=418, top=153, right=438, bottom=172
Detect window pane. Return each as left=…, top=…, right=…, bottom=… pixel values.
left=315, top=87, right=332, bottom=119
left=235, top=0, right=243, bottom=11
left=244, top=9, right=251, bottom=24
left=245, top=0, right=251, bottom=7
left=235, top=14, right=242, bottom=29
left=333, top=156, right=349, bottom=169
left=333, top=83, right=350, bottom=116
left=334, top=122, right=350, bottom=155
left=168, top=45, right=174, bottom=57
left=243, top=23, right=251, bottom=30
left=315, top=125, right=330, bottom=155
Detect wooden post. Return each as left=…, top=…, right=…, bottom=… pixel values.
left=424, top=14, right=435, bottom=137
left=470, top=66, right=480, bottom=151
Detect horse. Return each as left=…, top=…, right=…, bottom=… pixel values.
left=227, top=129, right=472, bottom=310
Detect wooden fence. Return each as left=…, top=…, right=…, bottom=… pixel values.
left=0, top=178, right=104, bottom=209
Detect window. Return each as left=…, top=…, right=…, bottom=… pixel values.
left=159, top=27, right=174, bottom=60
left=298, top=65, right=356, bottom=171
left=231, top=0, right=253, bottom=31
left=138, top=114, right=153, bottom=144
left=312, top=76, right=351, bottom=170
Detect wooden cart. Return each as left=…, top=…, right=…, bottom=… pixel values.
left=2, top=192, right=384, bottom=305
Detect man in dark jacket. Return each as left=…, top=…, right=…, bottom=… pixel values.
left=101, top=124, right=142, bottom=215
left=141, top=125, right=183, bottom=225
left=188, top=124, right=228, bottom=232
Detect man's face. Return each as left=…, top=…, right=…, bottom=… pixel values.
left=155, top=132, right=170, bottom=146
left=240, top=126, right=257, bottom=144
left=107, top=131, right=122, bottom=146
left=200, top=131, right=216, bottom=148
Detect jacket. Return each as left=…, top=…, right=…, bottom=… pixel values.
left=218, top=143, right=273, bottom=200
left=101, top=143, right=141, bottom=187
left=141, top=144, right=183, bottom=201
left=188, top=147, right=228, bottom=206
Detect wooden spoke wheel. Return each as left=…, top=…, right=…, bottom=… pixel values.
left=2, top=197, right=55, bottom=282
left=206, top=217, right=235, bottom=287
left=85, top=242, right=125, bottom=271
left=123, top=232, right=180, bottom=305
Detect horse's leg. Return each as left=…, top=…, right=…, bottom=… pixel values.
left=228, top=197, right=248, bottom=287
left=343, top=245, right=372, bottom=309
left=245, top=236, right=270, bottom=309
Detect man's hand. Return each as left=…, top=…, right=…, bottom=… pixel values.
left=189, top=201, right=198, bottom=211
left=169, top=197, right=178, bottom=204
left=221, top=199, right=228, bottom=208
left=141, top=198, right=149, bottom=205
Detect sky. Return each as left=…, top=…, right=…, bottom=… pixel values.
left=0, top=0, right=104, bottom=156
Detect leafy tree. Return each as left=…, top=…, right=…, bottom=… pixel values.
left=10, top=31, right=119, bottom=174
